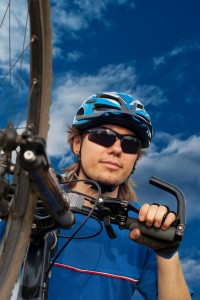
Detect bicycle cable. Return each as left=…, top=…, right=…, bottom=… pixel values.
left=57, top=207, right=103, bottom=239
left=44, top=179, right=103, bottom=282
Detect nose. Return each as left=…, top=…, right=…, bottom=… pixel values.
left=107, top=138, right=123, bottom=155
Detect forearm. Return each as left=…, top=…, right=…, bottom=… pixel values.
left=157, top=252, right=191, bottom=300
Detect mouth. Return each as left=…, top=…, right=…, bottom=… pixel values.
left=100, top=160, right=122, bottom=170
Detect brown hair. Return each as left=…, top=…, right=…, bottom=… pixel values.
left=63, top=126, right=145, bottom=201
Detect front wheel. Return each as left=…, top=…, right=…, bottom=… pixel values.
left=0, top=0, right=52, bottom=298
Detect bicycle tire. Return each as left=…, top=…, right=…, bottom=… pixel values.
left=0, top=1, right=52, bottom=298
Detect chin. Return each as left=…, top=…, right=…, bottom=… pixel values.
left=96, top=177, right=121, bottom=187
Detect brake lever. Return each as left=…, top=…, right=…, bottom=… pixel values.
left=126, top=176, right=186, bottom=242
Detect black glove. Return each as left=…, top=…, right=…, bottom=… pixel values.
left=130, top=231, right=180, bottom=258
left=129, top=215, right=181, bottom=259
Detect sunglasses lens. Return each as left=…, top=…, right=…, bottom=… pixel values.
left=88, top=129, right=116, bottom=147
left=121, top=136, right=140, bottom=154
left=87, top=128, right=141, bottom=154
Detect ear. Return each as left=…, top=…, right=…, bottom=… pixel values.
left=73, top=135, right=81, bottom=155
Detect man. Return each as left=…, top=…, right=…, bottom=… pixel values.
left=48, top=92, right=191, bottom=299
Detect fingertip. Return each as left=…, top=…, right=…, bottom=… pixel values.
left=139, top=215, right=145, bottom=222
left=130, top=229, right=140, bottom=240
left=161, top=225, right=167, bottom=231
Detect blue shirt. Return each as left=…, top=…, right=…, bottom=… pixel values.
left=48, top=207, right=158, bottom=300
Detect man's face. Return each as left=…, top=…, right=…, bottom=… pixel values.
left=74, top=124, right=139, bottom=189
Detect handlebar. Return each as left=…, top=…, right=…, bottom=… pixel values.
left=126, top=217, right=177, bottom=242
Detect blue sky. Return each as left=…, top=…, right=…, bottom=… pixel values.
left=0, top=0, right=199, bottom=299
left=48, top=1, right=200, bottom=298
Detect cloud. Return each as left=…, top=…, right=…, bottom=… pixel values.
left=0, top=1, right=30, bottom=128
left=66, top=51, right=83, bottom=63
left=51, top=0, right=135, bottom=24
left=181, top=258, right=200, bottom=284
left=170, top=40, right=200, bottom=57
left=134, top=133, right=200, bottom=221
left=153, top=39, right=200, bottom=68
left=0, top=1, right=30, bottom=73
left=51, top=0, right=136, bottom=44
left=134, top=84, right=167, bottom=106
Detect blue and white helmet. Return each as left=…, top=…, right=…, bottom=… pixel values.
left=72, top=92, right=153, bottom=148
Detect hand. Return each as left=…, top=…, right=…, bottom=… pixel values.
left=129, top=203, right=180, bottom=258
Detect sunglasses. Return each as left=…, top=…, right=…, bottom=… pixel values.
left=85, top=127, right=142, bottom=154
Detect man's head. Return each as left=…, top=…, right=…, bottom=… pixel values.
left=65, top=92, right=152, bottom=199
left=72, top=91, right=152, bottom=148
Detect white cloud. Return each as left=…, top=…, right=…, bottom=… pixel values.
left=153, top=39, right=200, bottom=68
left=0, top=1, right=29, bottom=72
left=181, top=258, right=200, bottom=284
left=50, top=1, right=135, bottom=62
left=53, top=9, right=87, bottom=32
left=66, top=51, right=83, bottom=63
left=51, top=0, right=136, bottom=24
left=134, top=134, right=200, bottom=221
left=170, top=40, right=200, bottom=57
left=134, top=84, right=167, bottom=106
left=0, top=1, right=30, bottom=129
left=51, top=0, right=136, bottom=47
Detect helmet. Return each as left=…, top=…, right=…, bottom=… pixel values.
left=72, top=92, right=153, bottom=148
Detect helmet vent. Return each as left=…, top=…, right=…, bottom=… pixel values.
left=98, top=93, right=120, bottom=101
left=137, top=103, right=144, bottom=109
left=76, top=107, right=84, bottom=116
left=86, top=99, right=96, bottom=104
left=93, top=104, right=120, bottom=111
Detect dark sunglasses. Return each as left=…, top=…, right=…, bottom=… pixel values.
left=85, top=127, right=142, bottom=154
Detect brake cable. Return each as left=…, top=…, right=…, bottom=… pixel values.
left=44, top=179, right=103, bottom=282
